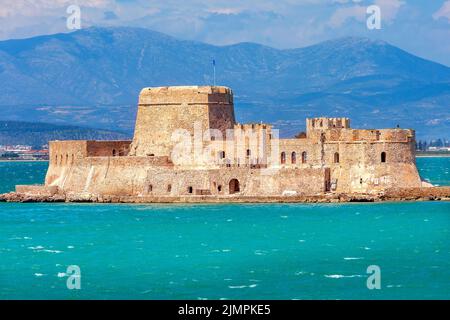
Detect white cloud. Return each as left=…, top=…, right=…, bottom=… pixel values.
left=0, top=0, right=111, bottom=18
left=206, top=7, right=243, bottom=15
left=328, top=5, right=366, bottom=27
left=374, top=0, right=404, bottom=22
left=433, top=1, right=450, bottom=22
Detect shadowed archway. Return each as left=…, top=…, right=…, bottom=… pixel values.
left=229, top=179, right=240, bottom=194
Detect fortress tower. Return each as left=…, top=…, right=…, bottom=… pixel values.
left=129, top=86, right=235, bottom=157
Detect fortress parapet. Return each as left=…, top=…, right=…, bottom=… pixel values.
left=307, top=117, right=350, bottom=132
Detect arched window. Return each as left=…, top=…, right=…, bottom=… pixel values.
left=112, top=149, right=116, bottom=157
left=167, top=184, right=172, bottom=192
left=148, top=184, right=153, bottom=192
left=281, top=152, right=286, bottom=164
left=334, top=152, right=340, bottom=163
left=246, top=149, right=251, bottom=156
left=60, top=154, right=63, bottom=165
left=66, top=154, right=69, bottom=164
left=301, top=151, right=307, bottom=164
left=218, top=185, right=222, bottom=192
left=219, top=151, right=225, bottom=159
left=291, top=152, right=296, bottom=164
left=381, top=152, right=386, bottom=163
left=188, top=186, right=193, bottom=194
left=55, top=155, right=58, bottom=165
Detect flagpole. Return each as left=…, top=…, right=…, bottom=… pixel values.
left=213, top=59, right=216, bottom=86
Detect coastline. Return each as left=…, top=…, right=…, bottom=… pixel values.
left=2, top=186, right=449, bottom=204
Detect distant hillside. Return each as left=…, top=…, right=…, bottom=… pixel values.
left=0, top=121, right=131, bottom=148
left=0, top=27, right=449, bottom=139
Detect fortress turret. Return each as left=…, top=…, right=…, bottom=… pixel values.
left=129, top=86, right=235, bottom=157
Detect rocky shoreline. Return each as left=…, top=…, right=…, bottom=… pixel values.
left=1, top=187, right=449, bottom=204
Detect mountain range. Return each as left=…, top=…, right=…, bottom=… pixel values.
left=0, top=26, right=449, bottom=139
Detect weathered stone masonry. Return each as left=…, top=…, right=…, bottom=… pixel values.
left=11, top=85, right=430, bottom=201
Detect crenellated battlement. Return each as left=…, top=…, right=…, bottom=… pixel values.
left=306, top=117, right=350, bottom=132
left=138, top=86, right=233, bottom=106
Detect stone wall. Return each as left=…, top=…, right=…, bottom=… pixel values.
left=130, top=86, right=235, bottom=157
left=86, top=140, right=131, bottom=157
left=15, top=185, right=58, bottom=196
left=44, top=154, right=326, bottom=197
left=46, top=140, right=132, bottom=185
left=275, top=135, right=420, bottom=193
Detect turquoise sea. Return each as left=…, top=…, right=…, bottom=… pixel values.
left=0, top=158, right=449, bottom=300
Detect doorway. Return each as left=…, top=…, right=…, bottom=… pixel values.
left=229, top=179, right=240, bottom=194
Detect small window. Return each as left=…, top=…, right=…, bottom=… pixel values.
left=112, top=149, right=116, bottom=157
left=281, top=152, right=286, bottom=164
left=55, top=155, right=58, bottom=165
left=167, top=184, right=172, bottom=192
left=148, top=184, right=153, bottom=192
left=334, top=152, right=340, bottom=163
left=301, top=151, right=307, bottom=164
left=246, top=149, right=251, bottom=156
left=219, top=151, right=225, bottom=159
left=218, top=185, right=222, bottom=192
left=381, top=152, right=386, bottom=163
left=291, top=152, right=296, bottom=164
left=188, top=186, right=193, bottom=194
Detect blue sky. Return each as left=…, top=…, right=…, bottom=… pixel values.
left=1, top=0, right=449, bottom=66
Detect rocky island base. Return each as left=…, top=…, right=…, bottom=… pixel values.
left=1, top=186, right=449, bottom=204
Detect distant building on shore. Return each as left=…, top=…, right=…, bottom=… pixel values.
left=0, top=145, right=48, bottom=160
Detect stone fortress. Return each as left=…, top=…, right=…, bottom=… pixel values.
left=6, top=85, right=450, bottom=203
